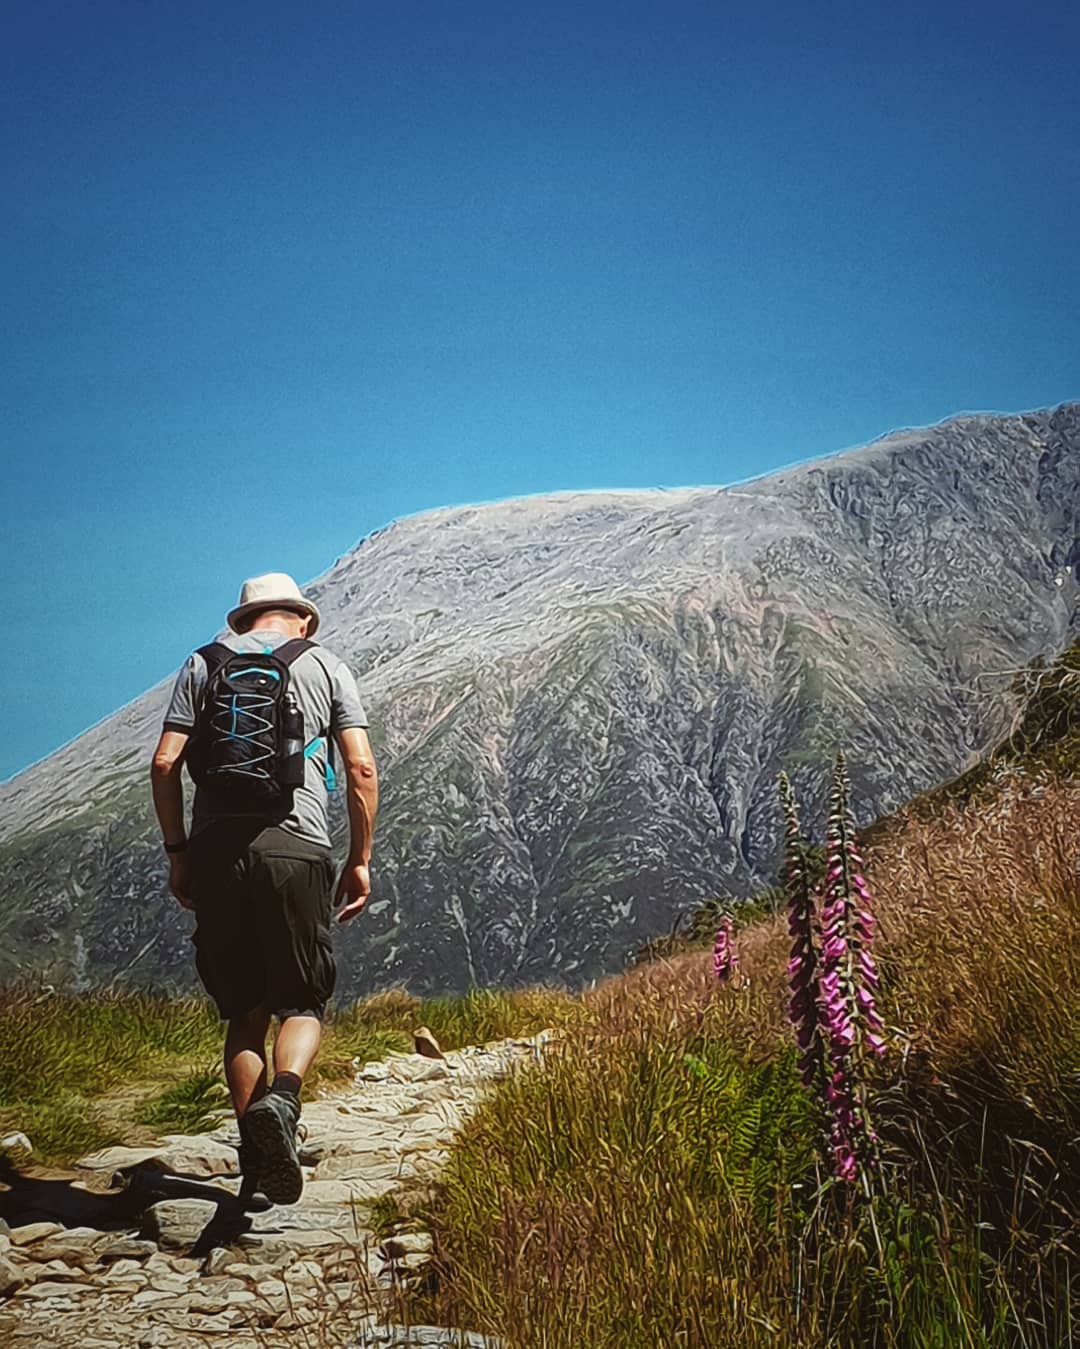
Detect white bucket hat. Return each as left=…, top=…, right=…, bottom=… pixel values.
left=226, top=572, right=321, bottom=636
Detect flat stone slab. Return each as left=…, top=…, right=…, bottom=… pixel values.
left=352, top=1327, right=505, bottom=1348
left=76, top=1134, right=237, bottom=1180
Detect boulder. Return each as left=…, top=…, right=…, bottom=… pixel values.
left=140, top=1198, right=219, bottom=1251
left=0, top=1132, right=32, bottom=1158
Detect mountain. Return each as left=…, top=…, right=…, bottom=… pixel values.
left=1, top=405, right=1077, bottom=999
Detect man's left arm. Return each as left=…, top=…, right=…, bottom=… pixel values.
left=150, top=729, right=192, bottom=909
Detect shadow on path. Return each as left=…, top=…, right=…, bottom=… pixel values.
left=0, top=1156, right=255, bottom=1253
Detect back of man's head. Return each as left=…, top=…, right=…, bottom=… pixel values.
left=238, top=607, right=312, bottom=637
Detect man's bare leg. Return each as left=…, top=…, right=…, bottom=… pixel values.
left=240, top=1012, right=319, bottom=1206
left=272, top=1013, right=323, bottom=1084
left=224, top=1004, right=272, bottom=1117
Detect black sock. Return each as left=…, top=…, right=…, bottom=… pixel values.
left=269, top=1072, right=302, bottom=1098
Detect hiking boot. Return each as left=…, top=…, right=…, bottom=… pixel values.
left=240, top=1092, right=304, bottom=1205
left=235, top=1119, right=273, bottom=1212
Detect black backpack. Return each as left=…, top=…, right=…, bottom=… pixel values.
left=185, top=639, right=333, bottom=817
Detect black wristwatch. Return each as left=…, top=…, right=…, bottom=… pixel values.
left=163, top=839, right=188, bottom=855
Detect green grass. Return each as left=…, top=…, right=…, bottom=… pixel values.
left=406, top=1009, right=1036, bottom=1347
left=0, top=985, right=221, bottom=1107
left=8, top=1093, right=120, bottom=1161
left=133, top=1067, right=231, bottom=1134
left=0, top=979, right=583, bottom=1165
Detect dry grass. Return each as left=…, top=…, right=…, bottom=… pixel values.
left=397, top=763, right=1079, bottom=1347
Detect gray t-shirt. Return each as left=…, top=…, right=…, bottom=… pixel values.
left=163, top=629, right=368, bottom=849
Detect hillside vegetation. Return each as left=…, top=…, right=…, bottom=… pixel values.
left=394, top=641, right=1079, bottom=1347
left=1, top=642, right=1076, bottom=1345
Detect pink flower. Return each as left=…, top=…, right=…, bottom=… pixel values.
left=713, top=916, right=737, bottom=982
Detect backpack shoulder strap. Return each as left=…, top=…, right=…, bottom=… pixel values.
left=274, top=638, right=316, bottom=668
left=195, top=642, right=234, bottom=677
left=307, top=649, right=339, bottom=787
left=189, top=643, right=234, bottom=732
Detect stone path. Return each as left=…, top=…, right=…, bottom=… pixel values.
left=0, top=1030, right=563, bottom=1347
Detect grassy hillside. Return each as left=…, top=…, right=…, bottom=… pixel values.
left=394, top=642, right=1079, bottom=1346
left=1, top=640, right=1076, bottom=1345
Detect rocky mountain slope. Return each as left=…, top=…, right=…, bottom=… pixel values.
left=0, top=405, right=1076, bottom=998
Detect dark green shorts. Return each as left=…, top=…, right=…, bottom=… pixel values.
left=187, top=822, right=337, bottom=1022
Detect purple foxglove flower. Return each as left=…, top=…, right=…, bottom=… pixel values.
left=713, top=916, right=737, bottom=982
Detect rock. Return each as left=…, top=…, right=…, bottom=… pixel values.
left=98, top=1236, right=158, bottom=1261
left=0, top=1132, right=32, bottom=1157
left=9, top=1222, right=64, bottom=1246
left=353, top=1327, right=505, bottom=1348
left=27, top=1227, right=108, bottom=1266
left=132, top=1288, right=175, bottom=1306
left=22, top=1259, right=88, bottom=1283
left=77, top=1134, right=238, bottom=1181
left=412, top=1027, right=446, bottom=1060
left=101, top=1257, right=148, bottom=1286
left=226, top=1258, right=296, bottom=1283
left=76, top=1144, right=166, bottom=1174
left=236, top=1223, right=350, bottom=1263
left=391, top=1058, right=451, bottom=1084
left=0, top=1255, right=25, bottom=1296
left=355, top=1061, right=391, bottom=1082
left=188, top=1312, right=242, bottom=1334
left=313, top=1154, right=404, bottom=1184
left=17, top=1279, right=97, bottom=1299
left=136, top=1327, right=207, bottom=1349
left=146, top=1270, right=197, bottom=1294
left=283, top=1257, right=324, bottom=1284
left=156, top=1134, right=239, bottom=1177
left=203, top=1247, right=238, bottom=1275
left=140, top=1198, right=219, bottom=1251
left=379, top=1231, right=433, bottom=1260
left=185, top=1291, right=244, bottom=1315
left=298, top=1138, right=327, bottom=1165
left=275, top=1304, right=321, bottom=1329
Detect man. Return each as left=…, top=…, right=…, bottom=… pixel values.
left=150, top=572, right=378, bottom=1207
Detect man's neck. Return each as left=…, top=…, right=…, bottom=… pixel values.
left=248, top=623, right=306, bottom=640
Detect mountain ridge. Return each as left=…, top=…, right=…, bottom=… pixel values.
left=1, top=403, right=1076, bottom=997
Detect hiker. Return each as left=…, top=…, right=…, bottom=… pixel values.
left=149, top=572, right=378, bottom=1209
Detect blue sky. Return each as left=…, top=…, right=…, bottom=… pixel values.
left=3, top=0, right=1078, bottom=781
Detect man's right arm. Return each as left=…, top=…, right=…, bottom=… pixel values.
left=151, top=652, right=203, bottom=911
